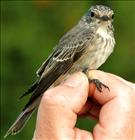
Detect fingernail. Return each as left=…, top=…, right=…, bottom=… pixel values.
left=63, top=72, right=88, bottom=87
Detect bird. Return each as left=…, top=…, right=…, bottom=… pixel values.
left=4, top=5, right=115, bottom=138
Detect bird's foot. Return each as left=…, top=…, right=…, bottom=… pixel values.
left=89, top=79, right=109, bottom=92
left=82, top=68, right=109, bottom=92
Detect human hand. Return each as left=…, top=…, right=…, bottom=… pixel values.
left=33, top=70, right=135, bottom=140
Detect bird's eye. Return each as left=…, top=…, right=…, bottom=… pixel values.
left=90, top=12, right=95, bottom=17
left=112, top=14, right=114, bottom=19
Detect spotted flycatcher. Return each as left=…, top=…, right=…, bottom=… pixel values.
left=5, top=5, right=115, bottom=138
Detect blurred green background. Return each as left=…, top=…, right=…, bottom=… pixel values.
left=1, top=1, right=135, bottom=140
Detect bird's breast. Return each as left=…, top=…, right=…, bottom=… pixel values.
left=70, top=31, right=115, bottom=72
left=87, top=30, right=115, bottom=69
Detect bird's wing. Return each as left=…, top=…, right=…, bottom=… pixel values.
left=36, top=25, right=92, bottom=77
left=23, top=28, right=93, bottom=110
left=36, top=53, right=54, bottom=77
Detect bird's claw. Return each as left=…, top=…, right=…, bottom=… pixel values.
left=89, top=79, right=109, bottom=92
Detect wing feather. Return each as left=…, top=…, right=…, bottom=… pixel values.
left=36, top=26, right=92, bottom=77
left=23, top=59, right=73, bottom=110
left=24, top=27, right=93, bottom=109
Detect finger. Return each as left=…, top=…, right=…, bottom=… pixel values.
left=88, top=101, right=101, bottom=119
left=74, top=128, right=93, bottom=140
left=87, top=70, right=135, bottom=139
left=33, top=72, right=91, bottom=140
left=107, top=73, right=135, bottom=89
left=88, top=70, right=133, bottom=105
left=78, top=98, right=101, bottom=120
left=78, top=101, right=93, bottom=115
left=56, top=72, right=89, bottom=113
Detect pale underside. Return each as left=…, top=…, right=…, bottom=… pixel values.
left=53, top=25, right=115, bottom=87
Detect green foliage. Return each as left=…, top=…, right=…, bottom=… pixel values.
left=1, top=1, right=135, bottom=140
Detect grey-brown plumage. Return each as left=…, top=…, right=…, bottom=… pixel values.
left=4, top=5, right=115, bottom=138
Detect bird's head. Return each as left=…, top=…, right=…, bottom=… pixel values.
left=81, top=5, right=114, bottom=31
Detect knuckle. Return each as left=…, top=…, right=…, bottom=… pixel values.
left=41, top=87, right=68, bottom=106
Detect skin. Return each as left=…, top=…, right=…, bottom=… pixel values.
left=32, top=70, right=135, bottom=140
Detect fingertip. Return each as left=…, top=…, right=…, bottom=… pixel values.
left=88, top=70, right=117, bottom=105
left=88, top=70, right=107, bottom=84
left=89, top=83, right=96, bottom=96
left=63, top=72, right=89, bottom=88
left=88, top=70, right=110, bottom=94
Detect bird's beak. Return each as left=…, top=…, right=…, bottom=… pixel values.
left=100, top=15, right=110, bottom=21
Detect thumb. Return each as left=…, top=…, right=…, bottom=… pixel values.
left=33, top=72, right=89, bottom=140
left=44, top=72, right=89, bottom=114
left=61, top=72, right=89, bottom=113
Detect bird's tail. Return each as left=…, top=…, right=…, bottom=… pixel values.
left=4, top=107, right=36, bottom=138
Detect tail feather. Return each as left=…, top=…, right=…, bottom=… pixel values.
left=18, top=81, right=38, bottom=100
left=4, top=108, right=36, bottom=138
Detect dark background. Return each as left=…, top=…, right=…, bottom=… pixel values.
left=1, top=1, right=135, bottom=140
